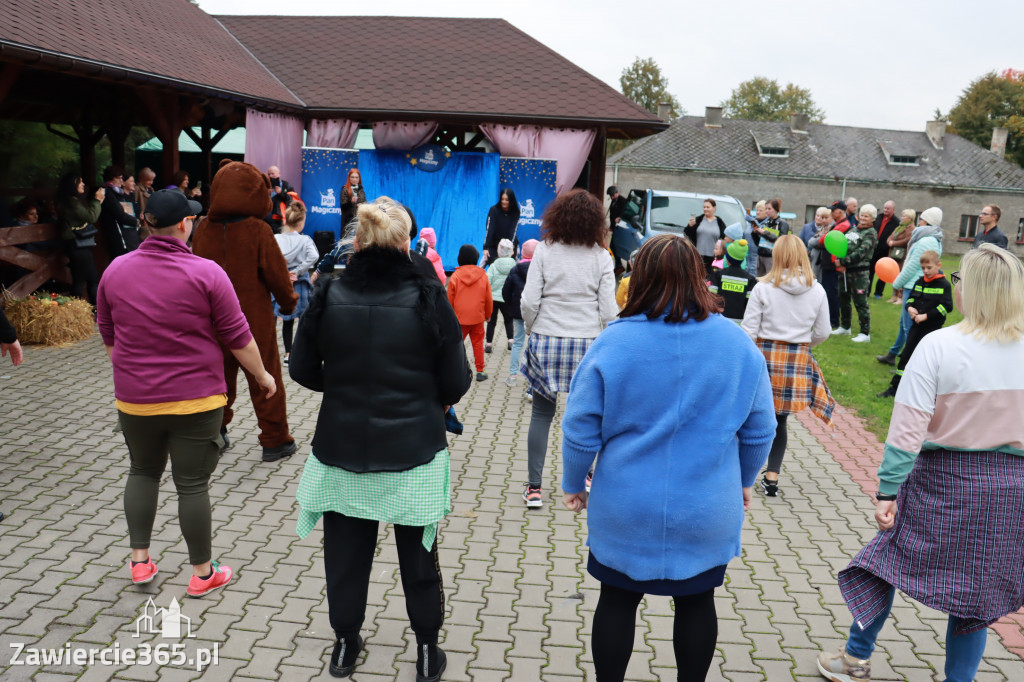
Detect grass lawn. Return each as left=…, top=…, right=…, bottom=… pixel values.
left=811, top=253, right=963, bottom=441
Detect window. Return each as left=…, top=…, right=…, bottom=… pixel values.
left=758, top=146, right=789, bottom=157
left=959, top=215, right=979, bottom=240
left=889, top=155, right=919, bottom=166
left=805, top=205, right=819, bottom=225
left=1017, top=217, right=1024, bottom=244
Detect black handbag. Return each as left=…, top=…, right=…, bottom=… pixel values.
left=71, top=222, right=98, bottom=248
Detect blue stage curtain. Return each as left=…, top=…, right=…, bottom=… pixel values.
left=360, top=150, right=499, bottom=268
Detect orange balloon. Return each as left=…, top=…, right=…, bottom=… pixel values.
left=875, top=256, right=900, bottom=283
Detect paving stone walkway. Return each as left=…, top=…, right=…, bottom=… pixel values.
left=1, top=333, right=1023, bottom=681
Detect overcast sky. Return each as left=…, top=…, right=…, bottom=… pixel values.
left=201, top=0, right=1019, bottom=133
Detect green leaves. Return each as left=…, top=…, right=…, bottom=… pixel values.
left=948, top=71, right=1024, bottom=167
left=619, top=58, right=683, bottom=120
left=721, top=76, right=826, bottom=123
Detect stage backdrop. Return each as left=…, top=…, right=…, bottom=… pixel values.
left=301, top=148, right=360, bottom=239
left=498, top=157, right=557, bottom=246
left=360, top=150, right=499, bottom=268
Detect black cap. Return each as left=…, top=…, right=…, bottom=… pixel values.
left=829, top=200, right=847, bottom=212
left=144, top=189, right=202, bottom=228
left=606, top=185, right=619, bottom=197
left=458, top=244, right=479, bottom=266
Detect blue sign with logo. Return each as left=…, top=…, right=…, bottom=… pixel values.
left=301, top=147, right=359, bottom=239
left=408, top=143, right=448, bottom=172
left=498, top=157, right=557, bottom=246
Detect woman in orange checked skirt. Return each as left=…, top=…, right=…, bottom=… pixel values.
left=741, top=234, right=835, bottom=496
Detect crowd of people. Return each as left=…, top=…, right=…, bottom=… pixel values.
left=2, top=156, right=1023, bottom=682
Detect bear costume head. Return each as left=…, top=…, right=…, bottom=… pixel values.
left=207, top=159, right=272, bottom=222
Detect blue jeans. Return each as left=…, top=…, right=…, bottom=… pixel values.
left=509, top=318, right=526, bottom=376
left=888, top=288, right=913, bottom=355
left=845, top=587, right=987, bottom=682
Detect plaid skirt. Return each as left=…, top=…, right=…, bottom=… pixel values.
left=520, top=333, right=594, bottom=403
left=756, top=339, right=834, bottom=426
left=838, top=449, right=1024, bottom=634
left=273, top=274, right=311, bottom=321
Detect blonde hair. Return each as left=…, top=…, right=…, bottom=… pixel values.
left=497, top=238, right=514, bottom=258
left=957, top=243, right=1024, bottom=343
left=355, top=195, right=411, bottom=251
left=284, top=202, right=306, bottom=229
left=859, top=203, right=878, bottom=220
left=754, top=200, right=766, bottom=211
left=815, top=206, right=830, bottom=218
left=901, top=208, right=916, bottom=223
left=761, top=234, right=815, bottom=288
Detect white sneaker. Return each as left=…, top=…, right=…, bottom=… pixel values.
left=851, top=333, right=871, bottom=343
left=830, top=327, right=851, bottom=336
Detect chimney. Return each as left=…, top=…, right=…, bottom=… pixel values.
left=790, top=113, right=809, bottom=134
left=991, top=127, right=1009, bottom=157
left=926, top=120, right=946, bottom=149
left=704, top=106, right=723, bottom=128
left=657, top=102, right=672, bottom=121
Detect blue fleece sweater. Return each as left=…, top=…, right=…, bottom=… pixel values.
left=561, top=313, right=776, bottom=582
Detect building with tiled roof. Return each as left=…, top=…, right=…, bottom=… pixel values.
left=608, top=108, right=1024, bottom=253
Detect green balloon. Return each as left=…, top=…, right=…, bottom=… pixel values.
left=824, top=230, right=848, bottom=258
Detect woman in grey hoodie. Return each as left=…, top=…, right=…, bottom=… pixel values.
left=274, top=202, right=320, bottom=364
left=741, top=234, right=834, bottom=497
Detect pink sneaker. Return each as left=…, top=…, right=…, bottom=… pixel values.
left=186, top=560, right=233, bottom=598
left=130, top=558, right=159, bottom=584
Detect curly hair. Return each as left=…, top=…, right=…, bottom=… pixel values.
left=619, top=234, right=721, bottom=323
left=540, top=189, right=605, bottom=247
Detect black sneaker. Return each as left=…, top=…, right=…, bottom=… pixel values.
left=876, top=387, right=897, bottom=398
left=476, top=372, right=488, bottom=382
left=329, top=635, right=363, bottom=678
left=262, top=441, right=297, bottom=462
left=415, top=644, right=447, bottom=682
left=219, top=426, right=231, bottom=452
left=760, top=476, right=778, bottom=497
left=484, top=343, right=493, bottom=354
left=875, top=353, right=896, bottom=366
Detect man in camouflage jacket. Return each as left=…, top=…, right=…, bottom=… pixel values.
left=835, top=212, right=878, bottom=341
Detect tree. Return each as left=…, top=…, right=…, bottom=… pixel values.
left=947, top=69, right=1024, bottom=167
left=619, top=58, right=683, bottom=120
left=721, top=77, right=825, bottom=123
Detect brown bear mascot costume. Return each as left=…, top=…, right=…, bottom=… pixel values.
left=193, top=160, right=299, bottom=462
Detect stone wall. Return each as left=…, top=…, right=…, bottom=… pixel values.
left=606, top=166, right=1024, bottom=255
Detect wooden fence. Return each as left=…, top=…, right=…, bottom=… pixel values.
left=0, top=223, right=71, bottom=300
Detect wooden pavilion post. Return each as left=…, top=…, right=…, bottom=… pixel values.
left=138, top=90, right=184, bottom=187
left=183, top=125, right=230, bottom=185
left=588, top=126, right=608, bottom=198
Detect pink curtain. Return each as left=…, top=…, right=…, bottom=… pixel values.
left=480, top=124, right=597, bottom=194
left=244, top=108, right=304, bottom=193
left=306, top=118, right=359, bottom=149
left=371, top=121, right=439, bottom=150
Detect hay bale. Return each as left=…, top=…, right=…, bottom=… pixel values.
left=2, top=293, right=94, bottom=346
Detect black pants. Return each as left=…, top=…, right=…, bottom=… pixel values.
left=890, top=321, right=941, bottom=391
left=485, top=301, right=514, bottom=344
left=765, top=414, right=789, bottom=474
left=592, top=582, right=718, bottom=681
left=820, top=268, right=839, bottom=327
left=323, top=512, right=444, bottom=644
left=65, top=242, right=99, bottom=305
left=282, top=319, right=294, bottom=355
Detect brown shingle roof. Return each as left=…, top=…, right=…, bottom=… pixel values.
left=216, top=15, right=664, bottom=132
left=0, top=0, right=301, bottom=107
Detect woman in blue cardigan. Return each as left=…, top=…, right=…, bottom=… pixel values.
left=561, top=234, right=777, bottom=681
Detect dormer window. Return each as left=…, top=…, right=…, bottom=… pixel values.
left=878, top=140, right=922, bottom=166
left=750, top=131, right=790, bottom=158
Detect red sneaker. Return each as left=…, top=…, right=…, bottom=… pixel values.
left=129, top=558, right=159, bottom=584
left=186, top=561, right=233, bottom=598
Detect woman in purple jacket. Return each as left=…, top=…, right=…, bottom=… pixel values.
left=97, top=190, right=276, bottom=598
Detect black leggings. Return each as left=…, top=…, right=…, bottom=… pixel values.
left=765, top=413, right=788, bottom=475
left=593, top=582, right=717, bottom=681
left=323, top=512, right=444, bottom=644
left=282, top=319, right=294, bottom=355
left=485, top=301, right=513, bottom=344
left=66, top=243, right=99, bottom=305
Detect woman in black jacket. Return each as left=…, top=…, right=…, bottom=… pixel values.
left=684, top=198, right=727, bottom=275
left=482, top=188, right=520, bottom=265
left=56, top=172, right=104, bottom=305
left=289, top=196, right=471, bottom=682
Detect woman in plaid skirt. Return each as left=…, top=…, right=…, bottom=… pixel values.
left=741, top=234, right=834, bottom=497
left=818, top=244, right=1024, bottom=682
left=519, top=189, right=618, bottom=508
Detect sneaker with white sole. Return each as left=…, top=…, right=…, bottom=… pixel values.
left=831, top=327, right=852, bottom=336
left=851, top=333, right=871, bottom=343
left=522, top=484, right=542, bottom=508
left=129, top=557, right=159, bottom=584
left=816, top=647, right=870, bottom=681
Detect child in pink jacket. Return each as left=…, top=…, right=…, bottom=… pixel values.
left=417, top=227, right=446, bottom=285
